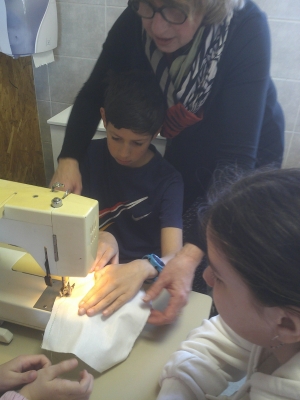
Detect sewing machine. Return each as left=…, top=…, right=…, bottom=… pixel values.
left=0, top=179, right=98, bottom=330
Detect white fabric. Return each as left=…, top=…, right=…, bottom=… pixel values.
left=157, top=316, right=300, bottom=400
left=42, top=273, right=150, bottom=372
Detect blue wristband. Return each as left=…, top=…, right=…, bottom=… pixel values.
left=142, top=254, right=165, bottom=283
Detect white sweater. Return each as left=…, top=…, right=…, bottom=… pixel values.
left=157, top=316, right=300, bottom=400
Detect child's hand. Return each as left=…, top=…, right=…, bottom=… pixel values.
left=19, top=358, right=93, bottom=400
left=78, top=260, right=156, bottom=317
left=89, top=231, right=119, bottom=272
left=0, top=355, right=51, bottom=394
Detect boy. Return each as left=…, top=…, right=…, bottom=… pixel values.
left=78, top=70, right=183, bottom=318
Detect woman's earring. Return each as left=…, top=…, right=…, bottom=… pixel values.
left=270, top=335, right=285, bottom=349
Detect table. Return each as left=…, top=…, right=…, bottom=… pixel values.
left=0, top=290, right=212, bottom=400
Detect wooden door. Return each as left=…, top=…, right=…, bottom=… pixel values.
left=0, top=53, right=45, bottom=186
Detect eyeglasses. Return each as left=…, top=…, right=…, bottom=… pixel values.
left=129, top=0, right=188, bottom=25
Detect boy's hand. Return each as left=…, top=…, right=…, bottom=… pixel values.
left=78, top=260, right=156, bottom=317
left=0, top=355, right=51, bottom=393
left=19, top=358, right=93, bottom=400
left=90, top=231, right=119, bottom=272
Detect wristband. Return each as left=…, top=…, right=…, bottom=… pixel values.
left=142, top=253, right=165, bottom=283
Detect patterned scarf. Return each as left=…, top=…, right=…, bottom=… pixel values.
left=143, top=13, right=233, bottom=138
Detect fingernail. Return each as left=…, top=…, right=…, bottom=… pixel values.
left=143, top=295, right=150, bottom=302
left=78, top=307, right=86, bottom=316
left=28, top=370, right=37, bottom=381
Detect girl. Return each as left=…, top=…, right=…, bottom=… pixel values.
left=157, top=168, right=300, bottom=399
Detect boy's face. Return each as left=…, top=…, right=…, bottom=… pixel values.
left=104, top=121, right=157, bottom=168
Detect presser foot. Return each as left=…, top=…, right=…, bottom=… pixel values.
left=34, top=278, right=75, bottom=313
left=59, top=276, right=75, bottom=297
left=59, top=281, right=75, bottom=297
left=33, top=280, right=62, bottom=312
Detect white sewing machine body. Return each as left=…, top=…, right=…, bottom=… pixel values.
left=0, top=179, right=98, bottom=330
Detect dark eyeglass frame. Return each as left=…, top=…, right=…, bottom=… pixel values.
left=128, top=0, right=188, bottom=25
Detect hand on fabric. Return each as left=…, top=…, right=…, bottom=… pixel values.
left=90, top=231, right=119, bottom=272
left=78, top=260, right=157, bottom=317
left=49, top=158, right=82, bottom=195
left=144, top=244, right=204, bottom=325
left=19, top=358, right=93, bottom=400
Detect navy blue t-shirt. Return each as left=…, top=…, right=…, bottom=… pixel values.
left=80, top=139, right=183, bottom=263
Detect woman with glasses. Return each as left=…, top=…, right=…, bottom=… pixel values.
left=50, top=0, right=284, bottom=325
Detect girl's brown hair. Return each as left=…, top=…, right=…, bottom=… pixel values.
left=205, top=168, right=300, bottom=311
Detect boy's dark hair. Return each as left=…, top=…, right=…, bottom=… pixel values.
left=104, top=70, right=166, bottom=136
left=204, top=168, right=300, bottom=312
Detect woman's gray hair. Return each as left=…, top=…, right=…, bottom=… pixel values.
left=178, top=0, right=245, bottom=25
left=206, top=0, right=245, bottom=24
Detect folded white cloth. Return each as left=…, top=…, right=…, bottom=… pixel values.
left=42, top=273, right=151, bottom=372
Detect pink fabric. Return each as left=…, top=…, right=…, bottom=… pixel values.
left=0, top=392, right=26, bottom=400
